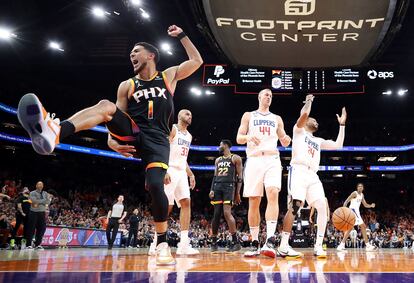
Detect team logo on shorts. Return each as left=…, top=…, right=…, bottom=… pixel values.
left=285, top=0, right=316, bottom=16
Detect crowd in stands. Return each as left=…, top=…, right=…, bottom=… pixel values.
left=1, top=174, right=414, bottom=250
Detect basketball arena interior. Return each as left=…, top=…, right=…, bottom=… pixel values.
left=1, top=0, right=414, bottom=282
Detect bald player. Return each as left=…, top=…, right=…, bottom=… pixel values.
left=237, top=88, right=291, bottom=258
left=278, top=94, right=347, bottom=258
left=149, top=109, right=198, bottom=255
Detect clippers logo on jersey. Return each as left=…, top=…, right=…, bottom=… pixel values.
left=178, top=138, right=190, bottom=157
left=254, top=119, right=276, bottom=136
left=169, top=126, right=192, bottom=170
left=305, top=136, right=320, bottom=158
left=246, top=112, right=280, bottom=157
left=132, top=87, right=167, bottom=103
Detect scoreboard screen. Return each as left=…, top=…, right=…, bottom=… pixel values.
left=201, top=64, right=388, bottom=95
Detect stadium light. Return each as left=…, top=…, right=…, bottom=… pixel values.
left=140, top=8, right=150, bottom=19
left=382, top=90, right=392, bottom=96
left=161, top=43, right=171, bottom=51
left=160, top=43, right=173, bottom=55
left=205, top=90, right=215, bottom=96
left=92, top=7, right=106, bottom=18
left=131, top=0, right=141, bottom=6
left=49, top=41, right=64, bottom=52
left=190, top=87, right=202, bottom=96
left=0, top=27, right=17, bottom=41
left=398, top=89, right=408, bottom=96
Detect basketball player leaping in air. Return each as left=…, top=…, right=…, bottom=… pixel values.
left=237, top=88, right=291, bottom=258
left=278, top=94, right=346, bottom=258
left=17, top=25, right=203, bottom=265
left=337, top=183, right=378, bottom=252
left=148, top=109, right=199, bottom=256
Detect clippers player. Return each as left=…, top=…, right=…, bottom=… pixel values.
left=17, top=25, right=203, bottom=265
left=277, top=94, right=347, bottom=258
left=236, top=89, right=291, bottom=258
left=149, top=109, right=199, bottom=256
left=337, top=183, right=377, bottom=251
left=209, top=140, right=243, bottom=253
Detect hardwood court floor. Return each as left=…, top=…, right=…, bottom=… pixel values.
left=1, top=248, right=414, bottom=282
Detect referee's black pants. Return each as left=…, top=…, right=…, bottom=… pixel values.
left=106, top=218, right=120, bottom=247
left=26, top=211, right=46, bottom=247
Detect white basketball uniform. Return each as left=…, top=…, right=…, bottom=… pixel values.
left=349, top=192, right=364, bottom=226
left=243, top=111, right=282, bottom=197
left=288, top=125, right=328, bottom=205
left=164, top=125, right=191, bottom=208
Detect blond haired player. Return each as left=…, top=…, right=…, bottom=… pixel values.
left=337, top=183, right=377, bottom=252
left=236, top=88, right=291, bottom=258
left=278, top=94, right=346, bottom=258
left=149, top=109, right=198, bottom=255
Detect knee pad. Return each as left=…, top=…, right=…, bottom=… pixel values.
left=146, top=168, right=168, bottom=222
left=292, top=199, right=302, bottom=216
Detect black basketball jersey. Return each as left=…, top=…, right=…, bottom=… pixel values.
left=127, top=71, right=174, bottom=135
left=215, top=154, right=236, bottom=183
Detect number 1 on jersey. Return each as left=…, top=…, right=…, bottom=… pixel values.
left=148, top=100, right=153, bottom=119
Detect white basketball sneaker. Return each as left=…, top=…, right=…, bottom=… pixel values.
left=336, top=243, right=346, bottom=251
left=176, top=241, right=200, bottom=255
left=17, top=93, right=60, bottom=155
left=155, top=242, right=175, bottom=266
left=314, top=244, right=327, bottom=258
left=277, top=246, right=303, bottom=258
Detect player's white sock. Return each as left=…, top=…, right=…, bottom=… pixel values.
left=250, top=226, right=259, bottom=242
left=313, top=198, right=328, bottom=247
left=280, top=231, right=290, bottom=248
left=180, top=230, right=189, bottom=243
left=266, top=221, right=277, bottom=241
left=153, top=232, right=157, bottom=246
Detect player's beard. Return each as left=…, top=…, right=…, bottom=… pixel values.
left=218, top=148, right=224, bottom=155
left=134, top=61, right=147, bottom=75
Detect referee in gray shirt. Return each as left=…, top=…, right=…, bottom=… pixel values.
left=25, top=181, right=52, bottom=249
left=106, top=195, right=127, bottom=249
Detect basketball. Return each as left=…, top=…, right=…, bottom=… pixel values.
left=332, top=207, right=356, bottom=231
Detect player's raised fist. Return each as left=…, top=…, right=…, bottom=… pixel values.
left=167, top=25, right=183, bottom=37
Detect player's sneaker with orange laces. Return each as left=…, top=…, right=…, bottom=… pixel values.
left=17, top=93, right=60, bottom=155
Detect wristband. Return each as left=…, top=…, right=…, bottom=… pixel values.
left=177, top=32, right=186, bottom=40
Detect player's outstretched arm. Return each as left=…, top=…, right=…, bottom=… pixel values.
left=320, top=107, right=347, bottom=150
left=297, top=94, right=314, bottom=128
left=164, top=25, right=203, bottom=84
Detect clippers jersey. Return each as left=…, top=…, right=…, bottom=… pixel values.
left=290, top=125, right=323, bottom=172
left=168, top=125, right=192, bottom=171
left=128, top=71, right=174, bottom=135
left=215, top=155, right=236, bottom=183
left=246, top=111, right=279, bottom=157
left=349, top=192, right=363, bottom=211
